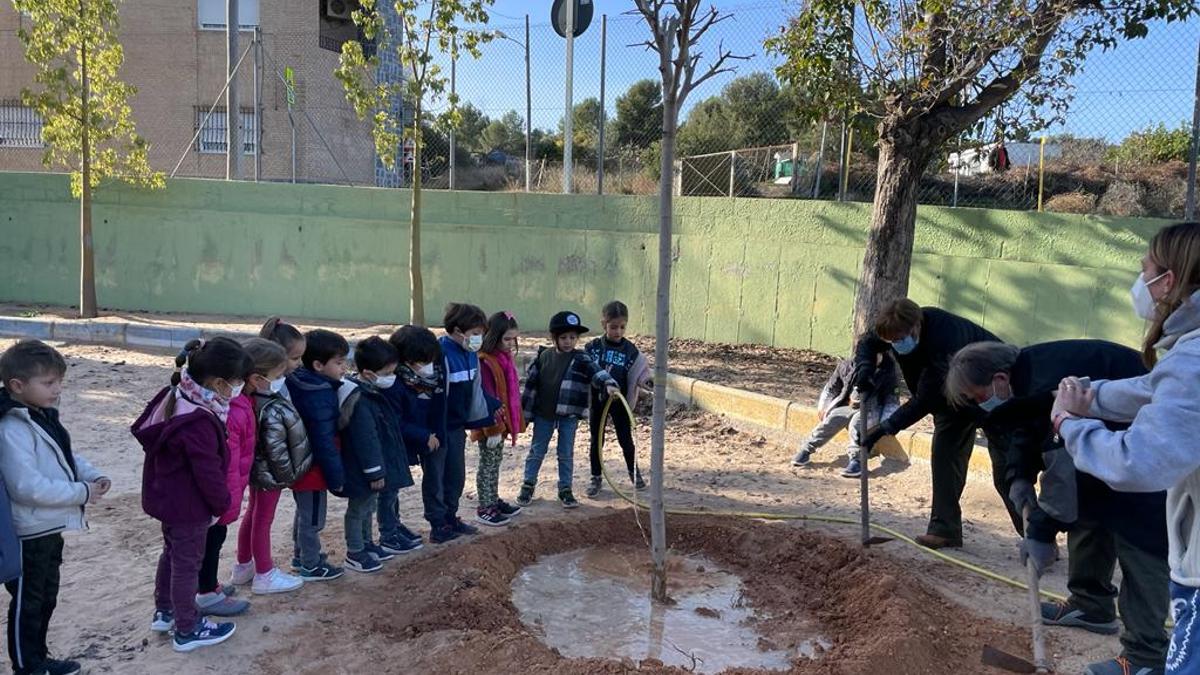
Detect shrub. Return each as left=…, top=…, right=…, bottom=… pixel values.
left=1045, top=191, right=1097, bottom=214
left=1098, top=181, right=1147, bottom=217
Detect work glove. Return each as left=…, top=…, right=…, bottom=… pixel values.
left=1008, top=478, right=1038, bottom=513
left=1019, top=537, right=1058, bottom=577
left=485, top=435, right=503, bottom=450
left=861, top=425, right=886, bottom=451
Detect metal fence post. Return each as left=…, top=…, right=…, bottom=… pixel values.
left=597, top=14, right=607, bottom=195
left=728, top=150, right=736, bottom=197
left=1186, top=38, right=1200, bottom=220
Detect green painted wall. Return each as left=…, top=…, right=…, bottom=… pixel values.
left=0, top=171, right=1170, bottom=354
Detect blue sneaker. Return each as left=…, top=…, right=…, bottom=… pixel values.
left=379, top=535, right=422, bottom=555
left=345, top=549, right=382, bottom=573
left=396, top=523, right=424, bottom=544
left=791, top=449, right=814, bottom=466
left=172, top=618, right=235, bottom=652
left=363, top=541, right=395, bottom=562
left=291, top=552, right=329, bottom=573
left=151, top=609, right=174, bottom=633
left=841, top=457, right=863, bottom=478
left=297, top=561, right=343, bottom=581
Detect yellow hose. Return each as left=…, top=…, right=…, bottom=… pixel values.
left=595, top=392, right=1070, bottom=604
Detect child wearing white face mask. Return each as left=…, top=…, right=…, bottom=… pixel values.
left=230, top=339, right=308, bottom=595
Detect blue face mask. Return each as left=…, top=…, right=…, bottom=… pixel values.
left=978, top=381, right=1010, bottom=413
left=891, top=334, right=919, bottom=355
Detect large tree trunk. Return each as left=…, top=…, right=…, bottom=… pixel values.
left=851, top=137, right=930, bottom=338
left=79, top=26, right=97, bottom=320
left=409, top=115, right=425, bottom=326
left=649, top=92, right=677, bottom=605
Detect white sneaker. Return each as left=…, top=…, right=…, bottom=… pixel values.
left=252, top=568, right=304, bottom=595
left=229, top=561, right=255, bottom=586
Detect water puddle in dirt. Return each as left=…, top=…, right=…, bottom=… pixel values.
left=511, top=545, right=827, bottom=673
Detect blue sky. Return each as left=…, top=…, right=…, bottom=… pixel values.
left=440, top=1, right=1198, bottom=143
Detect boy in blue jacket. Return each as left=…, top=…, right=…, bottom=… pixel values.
left=384, top=326, right=443, bottom=547
left=286, top=329, right=348, bottom=581
left=336, top=337, right=412, bottom=573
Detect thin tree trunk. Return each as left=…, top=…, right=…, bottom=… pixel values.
left=79, top=13, right=97, bottom=320
left=409, top=113, right=425, bottom=326
left=649, top=91, right=677, bottom=605
left=851, top=138, right=927, bottom=337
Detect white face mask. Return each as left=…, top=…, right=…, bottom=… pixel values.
left=466, top=334, right=483, bottom=352
left=228, top=382, right=245, bottom=399
left=1131, top=271, right=1168, bottom=321
left=416, top=363, right=435, bottom=378
left=269, top=376, right=287, bottom=394
left=374, top=374, right=397, bottom=389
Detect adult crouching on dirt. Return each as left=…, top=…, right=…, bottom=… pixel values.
left=1053, top=221, right=1200, bottom=675
left=852, top=299, right=1020, bottom=549
left=946, top=340, right=1168, bottom=675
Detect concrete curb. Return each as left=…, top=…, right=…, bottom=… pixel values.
left=0, top=314, right=994, bottom=477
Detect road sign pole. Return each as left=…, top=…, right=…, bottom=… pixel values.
left=563, top=0, right=575, bottom=194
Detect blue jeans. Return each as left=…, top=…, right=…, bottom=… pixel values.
left=523, top=415, right=579, bottom=490
left=1168, top=582, right=1200, bottom=674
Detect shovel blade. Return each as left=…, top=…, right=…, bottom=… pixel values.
left=981, top=644, right=1037, bottom=673
left=862, top=536, right=893, bottom=547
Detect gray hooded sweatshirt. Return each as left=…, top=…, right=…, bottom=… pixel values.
left=1061, top=289, right=1200, bottom=586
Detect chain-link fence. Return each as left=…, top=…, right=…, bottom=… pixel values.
left=1, top=2, right=1197, bottom=218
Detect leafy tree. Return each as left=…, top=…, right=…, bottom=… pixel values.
left=768, top=0, right=1197, bottom=335
left=559, top=97, right=606, bottom=162
left=337, top=0, right=493, bottom=325
left=677, top=97, right=731, bottom=156
left=613, top=79, right=663, bottom=149
left=1108, top=122, right=1192, bottom=166
left=15, top=0, right=164, bottom=318
left=455, top=102, right=491, bottom=154
left=480, top=110, right=525, bottom=155
left=675, top=73, right=800, bottom=157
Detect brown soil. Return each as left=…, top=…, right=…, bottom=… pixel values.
left=254, top=512, right=1026, bottom=675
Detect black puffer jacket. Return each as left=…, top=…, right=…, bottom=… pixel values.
left=251, top=390, right=313, bottom=490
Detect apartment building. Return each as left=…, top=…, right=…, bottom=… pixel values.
left=0, top=0, right=401, bottom=186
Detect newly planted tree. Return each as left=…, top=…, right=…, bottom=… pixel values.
left=15, top=0, right=163, bottom=318
left=337, top=0, right=492, bottom=325
left=768, top=0, right=1196, bottom=334
left=633, top=0, right=745, bottom=603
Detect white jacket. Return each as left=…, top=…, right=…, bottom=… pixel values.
left=1062, top=290, right=1200, bottom=586
left=0, top=407, right=105, bottom=539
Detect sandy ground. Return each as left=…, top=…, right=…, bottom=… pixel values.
left=0, top=338, right=1127, bottom=674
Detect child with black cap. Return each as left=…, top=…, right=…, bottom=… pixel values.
left=518, top=311, right=619, bottom=508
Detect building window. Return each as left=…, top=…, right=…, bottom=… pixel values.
left=194, top=108, right=257, bottom=155
left=0, top=102, right=44, bottom=148
left=198, top=0, right=259, bottom=30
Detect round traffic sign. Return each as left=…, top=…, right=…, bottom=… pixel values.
left=551, top=0, right=593, bottom=38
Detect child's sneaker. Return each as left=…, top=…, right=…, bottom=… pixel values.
left=585, top=475, right=603, bottom=497
left=379, top=535, right=422, bottom=555
left=516, top=481, right=535, bottom=506
left=195, top=591, right=249, bottom=617
left=345, top=549, right=383, bottom=573
left=39, top=658, right=82, bottom=675
left=841, top=457, right=863, bottom=478
left=791, top=449, right=814, bottom=466
left=396, top=523, right=424, bottom=545
left=297, top=561, right=344, bottom=581
left=291, top=552, right=328, bottom=573
left=496, top=499, right=522, bottom=517
left=559, top=488, right=579, bottom=509
left=475, top=506, right=511, bottom=527
left=430, top=525, right=460, bottom=544
left=452, top=518, right=480, bottom=536
left=172, top=618, right=236, bottom=653
left=150, top=609, right=174, bottom=633
left=364, top=541, right=396, bottom=562
left=229, top=561, right=255, bottom=586
left=251, top=568, right=304, bottom=595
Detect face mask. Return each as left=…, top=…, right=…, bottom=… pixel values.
left=466, top=334, right=483, bottom=352
left=269, top=376, right=287, bottom=394
left=1131, top=271, right=1168, bottom=321
left=416, top=363, right=435, bottom=378
left=891, top=334, right=919, bottom=355
left=228, top=382, right=245, bottom=399
left=978, top=387, right=1009, bottom=413
left=374, top=374, right=397, bottom=389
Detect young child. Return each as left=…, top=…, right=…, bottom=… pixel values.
left=286, top=329, right=348, bottom=581
left=259, top=317, right=306, bottom=398
left=470, top=311, right=526, bottom=527
left=134, top=338, right=249, bottom=652
left=430, top=304, right=498, bottom=541
left=383, top=326, right=443, bottom=548
left=194, top=344, right=257, bottom=618
left=229, top=338, right=307, bottom=595
left=0, top=340, right=110, bottom=673
left=791, top=353, right=901, bottom=478
left=519, top=311, right=619, bottom=508
left=584, top=301, right=651, bottom=497
left=337, top=337, right=412, bottom=573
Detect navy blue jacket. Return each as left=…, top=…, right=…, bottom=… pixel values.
left=286, top=368, right=345, bottom=493
left=439, top=337, right=498, bottom=432
left=337, top=378, right=413, bottom=499
left=382, top=376, right=445, bottom=467
left=0, top=475, right=19, bottom=583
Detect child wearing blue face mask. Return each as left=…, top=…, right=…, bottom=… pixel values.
left=851, top=298, right=1004, bottom=550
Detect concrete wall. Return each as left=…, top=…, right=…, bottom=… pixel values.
left=0, top=171, right=1170, bottom=353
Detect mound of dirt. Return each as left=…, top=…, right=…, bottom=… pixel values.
left=292, top=512, right=1024, bottom=674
